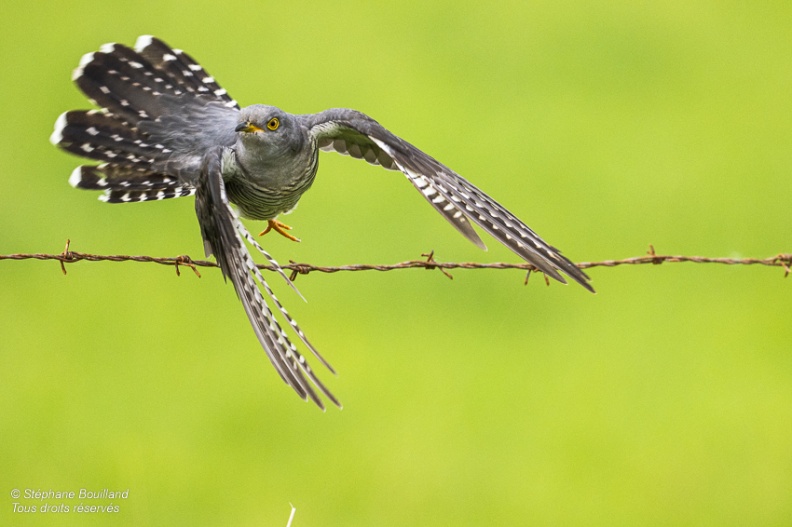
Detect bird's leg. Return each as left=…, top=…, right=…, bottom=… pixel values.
left=259, top=219, right=301, bottom=242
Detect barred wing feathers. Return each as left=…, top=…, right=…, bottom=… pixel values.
left=194, top=149, right=340, bottom=410
left=306, top=110, right=593, bottom=292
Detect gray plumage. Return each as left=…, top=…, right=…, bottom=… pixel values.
left=51, top=36, right=593, bottom=409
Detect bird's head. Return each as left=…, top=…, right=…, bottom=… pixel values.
left=235, top=105, right=303, bottom=156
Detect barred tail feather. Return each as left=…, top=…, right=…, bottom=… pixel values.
left=69, top=165, right=195, bottom=203
left=54, top=36, right=240, bottom=206
left=73, top=45, right=182, bottom=124
left=100, top=186, right=196, bottom=203
left=51, top=110, right=171, bottom=167
left=134, top=36, right=239, bottom=109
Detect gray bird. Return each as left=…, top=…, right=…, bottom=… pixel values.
left=51, top=36, right=593, bottom=409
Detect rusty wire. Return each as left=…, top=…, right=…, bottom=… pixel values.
left=0, top=241, right=789, bottom=281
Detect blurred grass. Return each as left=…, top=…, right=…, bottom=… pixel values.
left=1, top=0, right=791, bottom=525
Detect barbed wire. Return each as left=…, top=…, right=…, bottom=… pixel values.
left=0, top=240, right=789, bottom=283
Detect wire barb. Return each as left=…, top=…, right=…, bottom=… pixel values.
left=421, top=250, right=454, bottom=280
left=58, top=239, right=73, bottom=275
left=174, top=255, right=202, bottom=278
left=287, top=260, right=312, bottom=282
left=774, top=254, right=792, bottom=278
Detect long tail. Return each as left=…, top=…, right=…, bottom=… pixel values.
left=50, top=36, right=238, bottom=203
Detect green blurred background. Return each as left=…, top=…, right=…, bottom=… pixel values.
left=1, top=1, right=790, bottom=525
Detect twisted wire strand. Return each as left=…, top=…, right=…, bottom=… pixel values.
left=1, top=241, right=789, bottom=280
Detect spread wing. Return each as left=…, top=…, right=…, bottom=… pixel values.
left=195, top=147, right=340, bottom=409
left=304, top=109, right=593, bottom=292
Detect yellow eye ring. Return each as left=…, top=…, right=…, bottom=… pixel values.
left=266, top=117, right=280, bottom=131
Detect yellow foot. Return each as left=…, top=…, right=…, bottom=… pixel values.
left=259, top=219, right=301, bottom=242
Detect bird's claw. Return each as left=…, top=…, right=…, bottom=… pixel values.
left=259, top=219, right=301, bottom=242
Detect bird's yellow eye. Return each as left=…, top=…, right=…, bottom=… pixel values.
left=266, top=117, right=280, bottom=131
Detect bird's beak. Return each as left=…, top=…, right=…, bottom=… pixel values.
left=235, top=121, right=264, bottom=133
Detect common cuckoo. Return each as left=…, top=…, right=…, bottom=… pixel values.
left=51, top=36, right=593, bottom=409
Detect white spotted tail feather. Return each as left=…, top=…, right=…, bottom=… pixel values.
left=51, top=36, right=238, bottom=204
left=134, top=35, right=239, bottom=110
